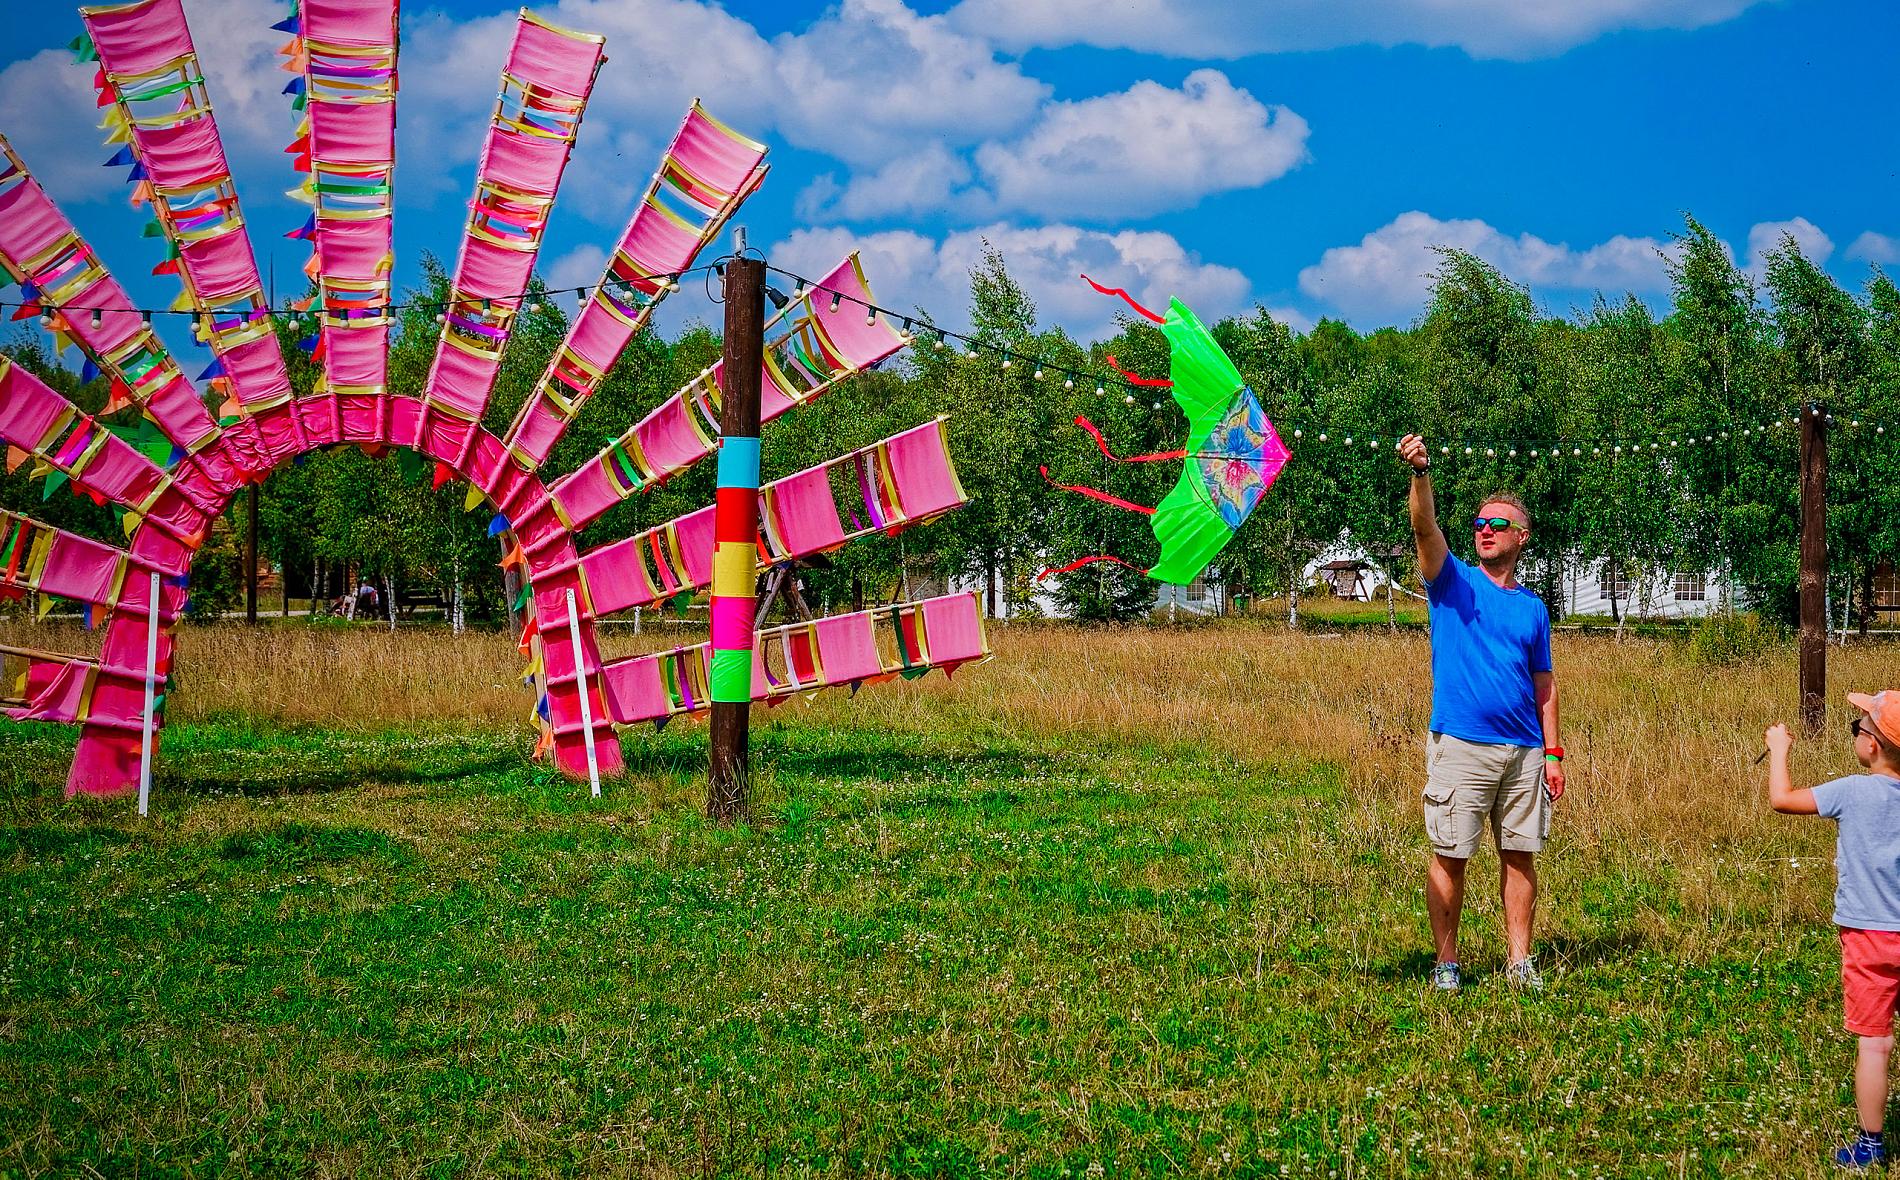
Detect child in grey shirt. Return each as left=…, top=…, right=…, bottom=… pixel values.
left=1767, top=690, right=1900, bottom=1170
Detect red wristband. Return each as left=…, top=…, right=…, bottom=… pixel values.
left=1544, top=747, right=1565, bottom=760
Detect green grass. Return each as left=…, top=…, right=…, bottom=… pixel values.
left=0, top=710, right=1858, bottom=1177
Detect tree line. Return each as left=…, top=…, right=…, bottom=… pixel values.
left=3, top=217, right=1896, bottom=629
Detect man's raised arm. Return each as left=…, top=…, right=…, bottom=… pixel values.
left=1399, top=433, right=1448, bottom=584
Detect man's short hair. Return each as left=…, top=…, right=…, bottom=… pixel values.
left=1479, top=491, right=1531, bottom=529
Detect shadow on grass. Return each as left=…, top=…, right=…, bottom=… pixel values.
left=1362, top=928, right=1651, bottom=983
left=156, top=752, right=521, bottom=799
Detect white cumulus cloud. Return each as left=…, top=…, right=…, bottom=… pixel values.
left=802, top=70, right=1308, bottom=224
left=1296, top=211, right=1678, bottom=324
left=949, top=0, right=1771, bottom=61
left=1744, top=217, right=1833, bottom=276
left=1847, top=232, right=1900, bottom=266
left=767, top=222, right=1255, bottom=344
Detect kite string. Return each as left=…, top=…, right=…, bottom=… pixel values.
left=1073, top=416, right=1185, bottom=463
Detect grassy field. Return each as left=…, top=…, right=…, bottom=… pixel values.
left=0, top=619, right=1894, bottom=1177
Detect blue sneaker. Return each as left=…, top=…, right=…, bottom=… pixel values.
left=1430, top=961, right=1461, bottom=992
left=1834, top=1131, right=1887, bottom=1170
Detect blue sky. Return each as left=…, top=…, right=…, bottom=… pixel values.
left=2, top=0, right=1895, bottom=346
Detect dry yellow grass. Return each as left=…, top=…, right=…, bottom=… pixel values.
left=6, top=615, right=1887, bottom=845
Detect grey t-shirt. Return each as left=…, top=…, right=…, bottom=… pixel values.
left=1813, top=772, right=1900, bottom=931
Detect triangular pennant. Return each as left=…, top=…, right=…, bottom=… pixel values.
left=270, top=14, right=300, bottom=32
left=103, top=145, right=134, bottom=168
left=431, top=461, right=453, bottom=489
left=41, top=469, right=70, bottom=500
left=281, top=76, right=305, bottom=95
left=4, top=445, right=26, bottom=474
left=130, top=180, right=154, bottom=207
left=463, top=485, right=485, bottom=512
left=487, top=514, right=510, bottom=536
left=141, top=219, right=165, bottom=238
left=69, top=32, right=96, bottom=63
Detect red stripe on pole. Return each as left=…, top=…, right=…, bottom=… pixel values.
left=713, top=486, right=759, bottom=543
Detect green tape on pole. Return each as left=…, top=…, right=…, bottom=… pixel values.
left=708, top=648, right=752, bottom=703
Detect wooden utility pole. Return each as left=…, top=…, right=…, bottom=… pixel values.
left=1799, top=403, right=1827, bottom=734
left=245, top=483, right=259, bottom=625
left=707, top=254, right=764, bottom=823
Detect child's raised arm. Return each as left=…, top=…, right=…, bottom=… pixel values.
left=1766, top=722, right=1820, bottom=814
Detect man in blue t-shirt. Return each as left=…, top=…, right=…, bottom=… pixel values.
left=1398, top=433, right=1565, bottom=993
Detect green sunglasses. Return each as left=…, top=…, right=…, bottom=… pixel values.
left=1472, top=517, right=1524, bottom=533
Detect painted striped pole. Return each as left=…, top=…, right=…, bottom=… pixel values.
left=707, top=254, right=764, bottom=822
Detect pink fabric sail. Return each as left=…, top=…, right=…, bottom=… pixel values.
left=597, top=593, right=989, bottom=724
left=82, top=0, right=195, bottom=79
left=805, top=254, right=909, bottom=370
left=5, top=658, right=96, bottom=726
left=178, top=231, right=262, bottom=303
left=764, top=467, right=847, bottom=556
left=0, top=362, right=74, bottom=448
left=416, top=14, right=601, bottom=451
left=302, top=0, right=400, bottom=45
left=885, top=419, right=965, bottom=522
left=306, top=99, right=395, bottom=166
left=578, top=537, right=662, bottom=616
left=37, top=531, right=126, bottom=606
left=500, top=102, right=768, bottom=468
left=136, top=117, right=228, bottom=190
left=505, top=16, right=605, bottom=97
left=0, top=180, right=67, bottom=264
left=314, top=216, right=391, bottom=282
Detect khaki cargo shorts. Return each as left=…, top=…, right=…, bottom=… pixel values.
left=1421, top=732, right=1550, bottom=859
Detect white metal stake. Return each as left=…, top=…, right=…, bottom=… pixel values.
left=565, top=588, right=601, bottom=797
left=137, top=570, right=160, bottom=817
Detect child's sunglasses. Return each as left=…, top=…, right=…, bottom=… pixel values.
left=1473, top=517, right=1522, bottom=533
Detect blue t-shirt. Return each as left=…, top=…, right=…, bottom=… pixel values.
left=1812, top=772, right=1900, bottom=931
left=1424, top=553, right=1552, bottom=748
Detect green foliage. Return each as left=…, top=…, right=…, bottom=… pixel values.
left=2, top=218, right=1897, bottom=628
left=1685, top=611, right=1787, bottom=666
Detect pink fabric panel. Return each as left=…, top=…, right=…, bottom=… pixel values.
left=423, top=340, right=498, bottom=418
left=6, top=658, right=92, bottom=724
left=134, top=117, right=227, bottom=190
left=512, top=501, right=568, bottom=560
left=599, top=653, right=669, bottom=725
left=127, top=519, right=192, bottom=576
left=480, top=129, right=571, bottom=195
left=920, top=594, right=988, bottom=663
left=564, top=302, right=634, bottom=372
left=383, top=397, right=422, bottom=449
left=0, top=173, right=69, bottom=262
left=886, top=420, right=965, bottom=521
left=456, top=236, right=535, bottom=300
left=529, top=572, right=589, bottom=645
left=247, top=402, right=301, bottom=464
left=82, top=0, right=194, bottom=80
left=63, top=277, right=144, bottom=357
left=323, top=324, right=388, bottom=388
left=37, top=532, right=124, bottom=605
left=86, top=672, right=150, bottom=730
left=505, top=19, right=604, bottom=97
left=338, top=394, right=385, bottom=443
left=631, top=396, right=711, bottom=481
left=67, top=727, right=143, bottom=796
left=315, top=216, right=390, bottom=281
left=672, top=107, right=767, bottom=194
left=219, top=333, right=292, bottom=407
left=301, top=0, right=398, bottom=48
left=551, top=726, right=623, bottom=778
left=0, top=362, right=72, bottom=446
left=769, top=467, right=847, bottom=556
left=178, top=231, right=261, bottom=302
left=618, top=204, right=700, bottom=273
left=137, top=486, right=208, bottom=542
left=813, top=613, right=884, bottom=683
left=579, top=536, right=660, bottom=616
left=307, top=99, right=395, bottom=166
left=549, top=463, right=621, bottom=533
left=757, top=363, right=800, bottom=424
left=507, top=398, right=565, bottom=467
left=809, top=258, right=908, bottom=369
left=419, top=415, right=476, bottom=469
left=671, top=505, right=718, bottom=588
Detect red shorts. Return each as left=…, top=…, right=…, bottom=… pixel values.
left=1841, top=928, right=1900, bottom=1037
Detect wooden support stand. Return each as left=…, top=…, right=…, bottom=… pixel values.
left=1799, top=403, right=1827, bottom=734
left=708, top=254, right=764, bottom=823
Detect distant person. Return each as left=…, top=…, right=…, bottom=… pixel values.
left=1397, top=433, right=1565, bottom=993
left=1764, top=691, right=1900, bottom=1171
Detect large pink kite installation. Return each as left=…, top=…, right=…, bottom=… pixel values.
left=0, top=0, right=989, bottom=801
